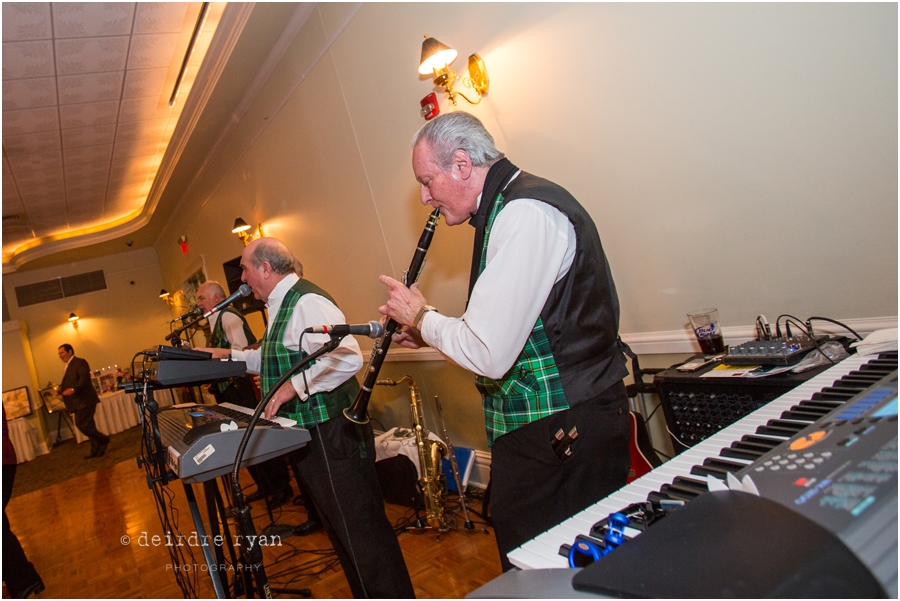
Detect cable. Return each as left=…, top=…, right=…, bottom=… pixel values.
left=807, top=316, right=863, bottom=341
left=665, top=425, right=692, bottom=452
left=776, top=314, right=807, bottom=340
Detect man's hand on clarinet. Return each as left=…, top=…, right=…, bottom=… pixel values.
left=378, top=275, right=428, bottom=349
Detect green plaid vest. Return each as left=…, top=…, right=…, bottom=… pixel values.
left=259, top=278, right=360, bottom=429
left=209, top=307, right=257, bottom=393
left=474, top=195, right=570, bottom=446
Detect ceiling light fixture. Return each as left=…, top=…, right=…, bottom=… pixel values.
left=418, top=35, right=489, bottom=108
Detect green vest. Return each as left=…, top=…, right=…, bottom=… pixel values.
left=209, top=307, right=257, bottom=393
left=474, top=196, right=570, bottom=446
left=259, top=278, right=360, bottom=429
left=209, top=307, right=257, bottom=349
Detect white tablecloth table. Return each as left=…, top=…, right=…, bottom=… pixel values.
left=8, top=417, right=44, bottom=463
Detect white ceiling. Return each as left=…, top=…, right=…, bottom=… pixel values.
left=2, top=2, right=224, bottom=270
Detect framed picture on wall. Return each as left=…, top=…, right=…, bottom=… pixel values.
left=2, top=386, right=34, bottom=420
left=39, top=386, right=67, bottom=414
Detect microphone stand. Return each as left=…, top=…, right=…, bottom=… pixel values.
left=229, top=335, right=344, bottom=599
left=165, top=313, right=210, bottom=404
left=165, top=312, right=208, bottom=348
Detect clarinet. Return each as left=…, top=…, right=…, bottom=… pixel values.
left=344, top=208, right=440, bottom=424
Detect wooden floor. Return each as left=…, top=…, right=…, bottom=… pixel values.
left=3, top=458, right=502, bottom=599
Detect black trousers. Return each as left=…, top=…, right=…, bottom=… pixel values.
left=292, top=416, right=414, bottom=599
left=489, top=381, right=631, bottom=571
left=3, top=464, right=42, bottom=596
left=74, top=403, right=109, bottom=453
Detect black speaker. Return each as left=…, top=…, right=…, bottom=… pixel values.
left=222, top=257, right=266, bottom=315
left=374, top=455, right=423, bottom=509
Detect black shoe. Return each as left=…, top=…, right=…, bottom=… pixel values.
left=266, top=490, right=292, bottom=510
left=292, top=519, right=323, bottom=536
left=84, top=449, right=98, bottom=459
left=244, top=489, right=265, bottom=503
left=18, top=576, right=45, bottom=598
left=94, top=439, right=109, bottom=457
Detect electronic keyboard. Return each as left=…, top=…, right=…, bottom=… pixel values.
left=508, top=352, right=897, bottom=573
left=157, top=402, right=310, bottom=483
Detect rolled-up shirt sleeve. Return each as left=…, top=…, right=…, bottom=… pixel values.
left=419, top=198, right=575, bottom=379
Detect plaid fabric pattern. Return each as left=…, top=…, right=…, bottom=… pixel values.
left=474, top=195, right=569, bottom=446
left=209, top=307, right=257, bottom=393
left=259, top=279, right=358, bottom=429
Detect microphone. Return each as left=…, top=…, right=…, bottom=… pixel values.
left=304, top=321, right=383, bottom=339
left=178, top=307, right=202, bottom=321
left=203, top=284, right=252, bottom=318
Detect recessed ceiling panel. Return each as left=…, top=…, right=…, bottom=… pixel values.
left=2, top=3, right=53, bottom=42
left=1, top=40, right=55, bottom=79
left=3, top=129, right=60, bottom=155
left=2, top=77, right=57, bottom=110
left=55, top=36, right=130, bottom=75
left=7, top=149, right=62, bottom=172
left=52, top=3, right=135, bottom=39
left=3, top=106, right=60, bottom=135
left=59, top=100, right=119, bottom=129
left=63, top=144, right=114, bottom=167
left=57, top=71, right=125, bottom=104
left=61, top=123, right=117, bottom=149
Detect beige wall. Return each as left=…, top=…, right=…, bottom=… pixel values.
left=5, top=4, right=892, bottom=456
left=149, top=3, right=896, bottom=450
left=2, top=321, right=47, bottom=442
left=2, top=247, right=171, bottom=389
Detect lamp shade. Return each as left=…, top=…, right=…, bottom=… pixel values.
left=159, top=289, right=169, bottom=298
left=232, top=217, right=251, bottom=233
left=68, top=312, right=79, bottom=322
left=419, top=37, right=457, bottom=74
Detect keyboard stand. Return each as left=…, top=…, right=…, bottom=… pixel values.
left=183, top=481, right=231, bottom=598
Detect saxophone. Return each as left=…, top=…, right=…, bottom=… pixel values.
left=378, top=376, right=449, bottom=530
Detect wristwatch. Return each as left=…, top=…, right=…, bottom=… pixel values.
left=412, top=305, right=437, bottom=329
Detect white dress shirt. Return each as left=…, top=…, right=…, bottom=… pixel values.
left=233, top=273, right=363, bottom=400
left=419, top=197, right=576, bottom=379
left=208, top=311, right=251, bottom=350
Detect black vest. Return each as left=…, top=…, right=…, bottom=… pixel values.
left=468, top=158, right=628, bottom=405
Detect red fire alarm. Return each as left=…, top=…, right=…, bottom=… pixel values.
left=420, top=92, right=439, bottom=121
left=178, top=236, right=188, bottom=255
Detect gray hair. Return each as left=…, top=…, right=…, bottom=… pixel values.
left=248, top=238, right=295, bottom=275
left=412, top=111, right=504, bottom=169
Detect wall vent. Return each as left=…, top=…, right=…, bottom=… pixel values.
left=14, top=270, right=107, bottom=308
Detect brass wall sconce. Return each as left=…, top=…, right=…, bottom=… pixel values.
left=68, top=312, right=79, bottom=329
left=419, top=36, right=489, bottom=107
left=159, top=289, right=173, bottom=306
left=232, top=217, right=265, bottom=246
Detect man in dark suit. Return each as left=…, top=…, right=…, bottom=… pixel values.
left=58, top=344, right=110, bottom=459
